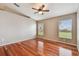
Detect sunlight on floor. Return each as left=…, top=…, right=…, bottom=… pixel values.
left=59, top=47, right=72, bottom=56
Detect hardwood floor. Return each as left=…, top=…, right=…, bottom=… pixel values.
left=0, top=39, right=79, bottom=56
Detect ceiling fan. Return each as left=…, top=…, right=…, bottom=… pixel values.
left=32, top=4, right=49, bottom=15
left=13, top=3, right=20, bottom=7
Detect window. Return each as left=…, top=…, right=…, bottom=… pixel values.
left=38, top=23, right=44, bottom=36
left=58, top=19, right=72, bottom=39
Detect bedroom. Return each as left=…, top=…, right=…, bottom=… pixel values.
left=0, top=3, right=79, bottom=56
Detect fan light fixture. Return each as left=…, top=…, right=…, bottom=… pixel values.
left=32, top=4, right=49, bottom=15
left=38, top=11, right=43, bottom=14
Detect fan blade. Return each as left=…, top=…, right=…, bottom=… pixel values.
left=39, top=4, right=45, bottom=10
left=42, top=10, right=49, bottom=12
left=14, top=3, right=20, bottom=7
left=32, top=8, right=38, bottom=10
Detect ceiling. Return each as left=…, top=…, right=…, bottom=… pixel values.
left=0, top=3, right=79, bottom=20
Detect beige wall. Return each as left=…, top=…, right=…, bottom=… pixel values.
left=0, top=10, right=36, bottom=46
left=38, top=13, right=77, bottom=45
left=77, top=9, right=79, bottom=50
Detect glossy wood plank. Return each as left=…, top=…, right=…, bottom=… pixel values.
left=0, top=47, right=6, bottom=56
left=4, top=45, right=16, bottom=56
left=16, top=43, right=40, bottom=56
left=0, top=39, right=79, bottom=56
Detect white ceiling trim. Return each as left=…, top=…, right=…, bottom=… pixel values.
left=1, top=3, right=79, bottom=20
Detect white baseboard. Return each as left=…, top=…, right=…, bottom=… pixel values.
left=0, top=37, right=35, bottom=46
